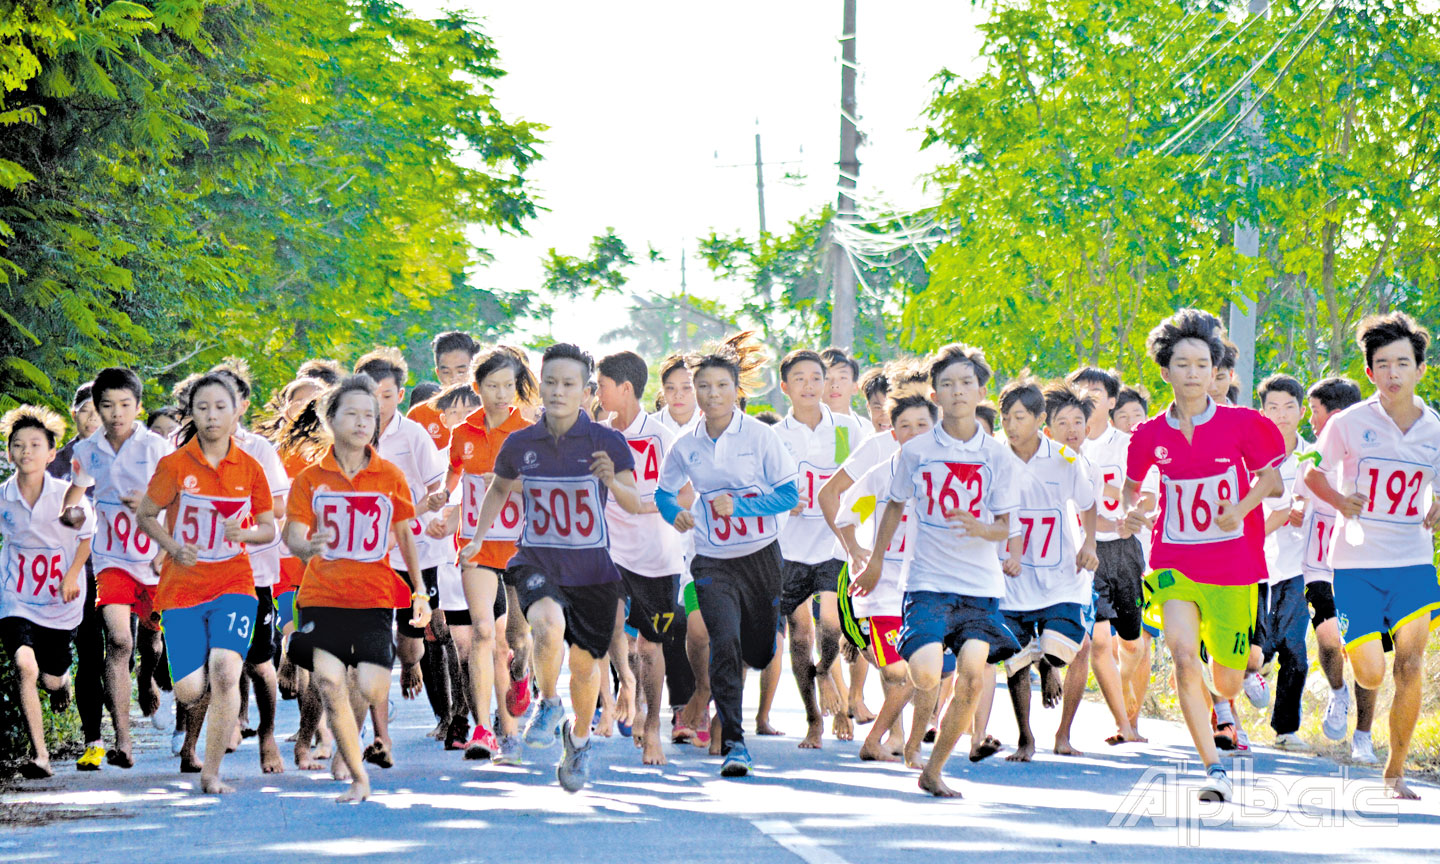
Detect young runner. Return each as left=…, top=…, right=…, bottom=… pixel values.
left=62, top=367, right=173, bottom=768
left=147, top=407, right=182, bottom=440
left=651, top=354, right=701, bottom=435
left=1303, top=312, right=1440, bottom=799
left=458, top=343, right=642, bottom=792
left=295, top=358, right=343, bottom=387
left=822, top=346, right=872, bottom=435
left=1210, top=341, right=1239, bottom=405
left=1123, top=308, right=1285, bottom=803
left=136, top=372, right=278, bottom=793
left=409, top=331, right=483, bottom=450
left=859, top=343, right=1023, bottom=798
left=656, top=332, right=799, bottom=777
left=1, top=407, right=94, bottom=779
left=858, top=366, right=892, bottom=433
left=284, top=375, right=432, bottom=803
left=1113, top=388, right=1149, bottom=434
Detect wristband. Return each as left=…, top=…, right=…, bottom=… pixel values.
left=411, top=591, right=429, bottom=603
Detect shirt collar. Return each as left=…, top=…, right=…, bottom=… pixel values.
left=318, top=444, right=383, bottom=477
left=535, top=408, right=591, bottom=441
left=88, top=420, right=146, bottom=456
left=381, top=410, right=403, bottom=441
left=1164, top=397, right=1217, bottom=429
left=620, top=410, right=647, bottom=437
left=933, top=420, right=986, bottom=451
left=785, top=404, right=835, bottom=431
left=181, top=435, right=243, bottom=469
left=697, top=408, right=745, bottom=442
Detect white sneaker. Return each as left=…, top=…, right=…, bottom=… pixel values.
left=1273, top=732, right=1310, bottom=752
left=1199, top=770, right=1233, bottom=803
left=1243, top=672, right=1270, bottom=709
left=1351, top=731, right=1379, bottom=764
left=1322, top=686, right=1351, bottom=741
left=170, top=730, right=185, bottom=757
left=152, top=690, right=176, bottom=733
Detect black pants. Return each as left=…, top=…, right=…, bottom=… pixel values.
left=691, top=541, right=784, bottom=753
left=1257, top=576, right=1309, bottom=736
left=75, top=565, right=107, bottom=744
left=663, top=613, right=694, bottom=709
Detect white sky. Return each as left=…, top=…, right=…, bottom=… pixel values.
left=406, top=1, right=987, bottom=350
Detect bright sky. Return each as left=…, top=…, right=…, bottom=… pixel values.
left=406, top=1, right=987, bottom=350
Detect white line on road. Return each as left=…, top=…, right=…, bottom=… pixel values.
left=749, top=819, right=855, bottom=864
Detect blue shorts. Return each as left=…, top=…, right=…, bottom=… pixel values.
left=898, top=591, right=1020, bottom=665
left=1334, top=564, right=1440, bottom=649
left=161, top=593, right=258, bottom=682
left=1083, top=588, right=1099, bottom=637
left=1002, top=602, right=1086, bottom=671
left=275, top=589, right=297, bottom=634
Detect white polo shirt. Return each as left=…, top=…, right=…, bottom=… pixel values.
left=835, top=459, right=913, bottom=619
left=1315, top=395, right=1440, bottom=570
left=650, top=407, right=701, bottom=437
left=1080, top=423, right=1130, bottom=542
left=773, top=405, right=866, bottom=565
left=1, top=473, right=94, bottom=629
left=1296, top=450, right=1336, bottom=584
left=659, top=408, right=797, bottom=561
left=234, top=427, right=289, bottom=588
left=72, top=422, right=172, bottom=584
left=605, top=411, right=684, bottom=578
left=885, top=421, right=1023, bottom=598
left=378, top=410, right=450, bottom=571
left=1002, top=437, right=1096, bottom=611
left=1262, top=445, right=1308, bottom=583
left=837, top=429, right=899, bottom=483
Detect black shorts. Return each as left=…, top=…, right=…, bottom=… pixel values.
left=395, top=567, right=440, bottom=639
left=245, top=587, right=276, bottom=666
left=779, top=558, right=844, bottom=618
left=0, top=616, right=76, bottom=678
left=619, top=567, right=681, bottom=643
left=450, top=569, right=507, bottom=626
left=1306, top=580, right=1337, bottom=629
left=447, top=608, right=472, bottom=627
left=1094, top=537, right=1145, bottom=641
left=512, top=565, right=620, bottom=660
left=289, top=607, right=395, bottom=671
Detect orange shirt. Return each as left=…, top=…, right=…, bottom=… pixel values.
left=288, top=446, right=417, bottom=610
left=407, top=402, right=450, bottom=451
left=147, top=437, right=273, bottom=612
left=449, top=406, right=530, bottom=570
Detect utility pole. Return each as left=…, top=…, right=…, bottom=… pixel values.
left=754, top=128, right=767, bottom=236
left=1229, top=0, right=1268, bottom=407
left=828, top=0, right=859, bottom=351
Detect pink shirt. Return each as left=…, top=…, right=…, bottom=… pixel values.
left=1126, top=400, right=1285, bottom=586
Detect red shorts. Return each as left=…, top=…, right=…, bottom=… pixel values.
left=96, top=567, right=160, bottom=631
left=868, top=615, right=903, bottom=667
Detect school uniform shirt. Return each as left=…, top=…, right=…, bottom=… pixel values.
left=288, top=446, right=416, bottom=610
left=408, top=401, right=451, bottom=451
left=234, top=428, right=289, bottom=589
left=493, top=410, right=634, bottom=587
left=773, top=405, right=866, bottom=565
left=1126, top=399, right=1286, bottom=586
left=0, top=474, right=94, bottom=630
left=1002, top=437, right=1096, bottom=611
left=659, top=408, right=799, bottom=561
left=378, top=411, right=449, bottom=572
left=835, top=459, right=914, bottom=619
left=1314, top=395, right=1440, bottom=570
left=604, top=412, right=684, bottom=578
left=146, top=437, right=273, bottom=612
left=71, top=422, right=172, bottom=584
left=650, top=407, right=701, bottom=437
left=1080, top=424, right=1130, bottom=542
left=1262, top=444, right=1309, bottom=583
left=450, top=406, right=530, bottom=571
left=885, top=422, right=1024, bottom=598
left=838, top=429, right=899, bottom=483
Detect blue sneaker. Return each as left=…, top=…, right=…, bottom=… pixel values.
left=524, top=697, right=566, bottom=748
left=556, top=720, right=593, bottom=793
left=720, top=742, right=752, bottom=778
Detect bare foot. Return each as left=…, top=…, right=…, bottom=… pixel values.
left=641, top=735, right=667, bottom=766
left=333, top=754, right=351, bottom=782
left=1053, top=736, right=1083, bottom=757
left=227, top=722, right=242, bottom=753
left=312, top=741, right=333, bottom=761
left=755, top=717, right=783, bottom=736
left=1006, top=740, right=1035, bottom=763
left=833, top=713, right=854, bottom=741
left=969, top=735, right=1003, bottom=762
left=180, top=755, right=203, bottom=774
left=337, top=775, right=371, bottom=804
left=595, top=710, right=616, bottom=738
left=1106, top=730, right=1147, bottom=745
left=904, top=748, right=925, bottom=770
left=200, top=775, right=235, bottom=794
left=617, top=684, right=636, bottom=726
left=818, top=676, right=844, bottom=717
left=363, top=739, right=393, bottom=769
left=918, top=771, right=962, bottom=798
left=20, top=758, right=53, bottom=779
left=633, top=729, right=646, bottom=750
left=800, top=721, right=824, bottom=749
left=858, top=740, right=898, bottom=762
left=295, top=744, right=323, bottom=771
left=851, top=702, right=876, bottom=725
left=1386, top=776, right=1420, bottom=800
left=277, top=659, right=298, bottom=700
left=400, top=663, right=423, bottom=699
left=707, top=715, right=722, bottom=756
left=1039, top=663, right=1062, bottom=709
left=259, top=734, right=284, bottom=774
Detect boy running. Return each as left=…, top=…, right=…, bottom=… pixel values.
left=409, top=331, right=483, bottom=450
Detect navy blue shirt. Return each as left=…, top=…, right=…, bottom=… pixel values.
left=494, top=410, right=635, bottom=586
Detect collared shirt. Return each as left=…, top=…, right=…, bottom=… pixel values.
left=1315, top=394, right=1440, bottom=569
left=1127, top=398, right=1285, bottom=586
left=494, top=410, right=633, bottom=586
left=451, top=406, right=530, bottom=570
left=836, top=458, right=914, bottom=618
left=773, top=405, right=866, bottom=564
left=886, top=421, right=1023, bottom=598
left=650, top=407, right=701, bottom=437
left=72, top=422, right=173, bottom=584
left=1262, top=444, right=1309, bottom=583
left=147, top=437, right=272, bottom=611
left=1080, top=424, right=1130, bottom=542
left=288, top=446, right=416, bottom=609
left=604, top=411, right=683, bottom=578
left=1002, top=437, right=1096, bottom=611
left=408, top=400, right=451, bottom=451
left=234, top=428, right=289, bottom=588
left=659, top=408, right=798, bottom=561
left=1, top=473, right=94, bottom=629
left=378, top=410, right=449, bottom=571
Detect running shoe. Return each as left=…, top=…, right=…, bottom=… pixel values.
left=152, top=689, right=175, bottom=733
left=446, top=716, right=471, bottom=751
left=493, top=734, right=524, bottom=766
left=1273, top=732, right=1310, bottom=752
left=77, top=744, right=104, bottom=772
left=556, top=720, right=593, bottom=793
left=465, top=725, right=499, bottom=761
left=524, top=697, right=566, bottom=748
left=1322, top=685, right=1351, bottom=741
left=720, top=742, right=753, bottom=778
left=1351, top=731, right=1379, bottom=764
left=671, top=714, right=697, bottom=744
left=1198, top=770, right=1232, bottom=803
left=506, top=674, right=532, bottom=718
left=171, top=730, right=186, bottom=757
left=1242, top=672, right=1270, bottom=709
left=1235, top=723, right=1250, bottom=752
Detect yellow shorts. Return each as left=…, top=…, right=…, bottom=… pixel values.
left=1142, top=568, right=1257, bottom=671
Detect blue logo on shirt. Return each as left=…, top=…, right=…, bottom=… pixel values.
left=1361, top=430, right=1379, bottom=447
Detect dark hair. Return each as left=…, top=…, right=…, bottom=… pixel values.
left=659, top=354, right=690, bottom=386
left=1043, top=384, right=1094, bottom=424
left=72, top=382, right=94, bottom=409
left=146, top=406, right=182, bottom=430
left=279, top=376, right=383, bottom=459
left=886, top=359, right=930, bottom=399
left=858, top=366, right=888, bottom=401
left=409, top=381, right=442, bottom=409
left=473, top=345, right=538, bottom=405
left=1146, top=308, right=1226, bottom=368
left=432, top=331, right=481, bottom=363
left=296, top=358, right=343, bottom=386
left=175, top=373, right=241, bottom=445
left=541, top=343, right=594, bottom=378
left=255, top=378, right=323, bottom=443
left=209, top=357, right=253, bottom=400
left=1114, top=386, right=1148, bottom=417
left=170, top=373, right=203, bottom=417
left=888, top=393, right=938, bottom=425
left=321, top=375, right=382, bottom=447
left=1066, top=367, right=1120, bottom=400
left=1258, top=374, right=1303, bottom=407
left=598, top=351, right=648, bottom=398
left=1226, top=385, right=1239, bottom=404
left=1217, top=340, right=1239, bottom=371
left=927, top=343, right=992, bottom=387
left=435, top=382, right=481, bottom=413
left=1358, top=311, right=1429, bottom=368
left=753, top=410, right=782, bottom=426
left=1307, top=376, right=1363, bottom=413
left=975, top=403, right=998, bottom=433
left=999, top=380, right=1046, bottom=418
left=820, top=347, right=860, bottom=379
left=91, top=367, right=144, bottom=405
left=690, top=331, right=768, bottom=397
left=780, top=349, right=825, bottom=381
left=2, top=405, right=66, bottom=448
left=354, top=347, right=408, bottom=390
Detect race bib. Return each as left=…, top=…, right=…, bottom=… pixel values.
left=174, top=492, right=252, bottom=563
left=1017, top=508, right=1063, bottom=569
left=1097, top=465, right=1124, bottom=517
left=313, top=491, right=394, bottom=563
left=522, top=477, right=607, bottom=550
left=881, top=512, right=909, bottom=565
left=628, top=436, right=662, bottom=500
left=6, top=544, right=67, bottom=606
left=1162, top=468, right=1243, bottom=544
left=1306, top=510, right=1334, bottom=572
left=917, top=461, right=986, bottom=526
left=459, top=472, right=524, bottom=543
left=797, top=462, right=836, bottom=519
left=1356, top=457, right=1432, bottom=526
left=701, top=485, right=780, bottom=548
left=96, top=499, right=155, bottom=562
